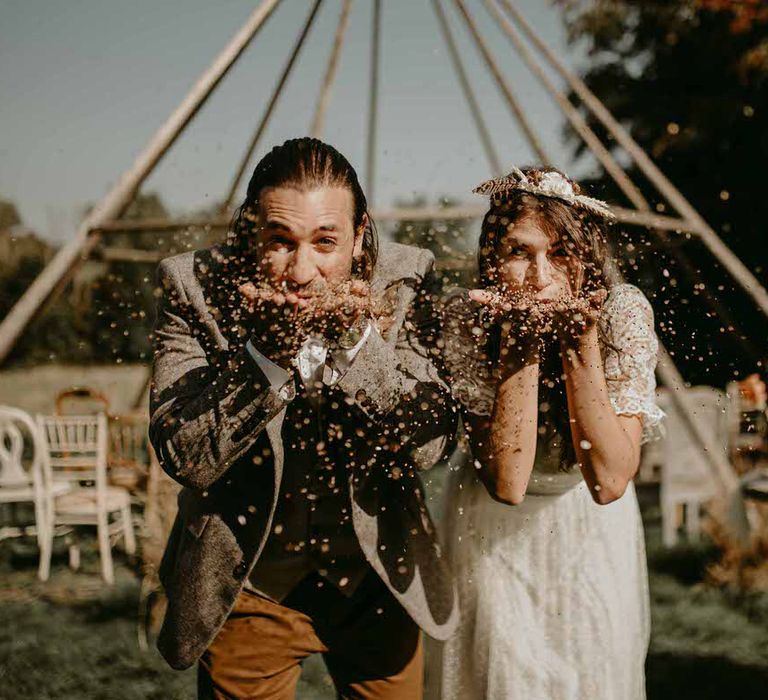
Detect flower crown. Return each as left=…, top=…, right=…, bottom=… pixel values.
left=473, top=167, right=615, bottom=219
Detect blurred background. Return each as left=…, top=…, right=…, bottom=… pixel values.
left=1, top=1, right=767, bottom=698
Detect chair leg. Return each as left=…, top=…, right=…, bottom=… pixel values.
left=97, top=513, right=115, bottom=585
left=69, top=542, right=81, bottom=571
left=38, top=516, right=54, bottom=582
left=661, top=498, right=678, bottom=548
left=122, top=504, right=136, bottom=555
left=33, top=498, right=46, bottom=549
left=685, top=500, right=702, bottom=540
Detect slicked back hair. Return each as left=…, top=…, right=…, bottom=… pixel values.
left=230, top=137, right=378, bottom=280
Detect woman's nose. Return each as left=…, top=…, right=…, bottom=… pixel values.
left=531, top=256, right=553, bottom=290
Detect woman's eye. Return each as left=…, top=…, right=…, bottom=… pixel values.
left=551, top=247, right=569, bottom=258
left=507, top=246, right=527, bottom=257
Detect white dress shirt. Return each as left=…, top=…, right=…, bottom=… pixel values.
left=245, top=322, right=372, bottom=402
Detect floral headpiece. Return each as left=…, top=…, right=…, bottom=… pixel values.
left=473, top=167, right=615, bottom=219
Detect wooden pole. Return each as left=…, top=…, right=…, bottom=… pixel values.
left=310, top=0, right=354, bottom=138
left=0, top=0, right=282, bottom=365
left=453, top=0, right=550, bottom=165
left=486, top=0, right=752, bottom=346
left=431, top=0, right=502, bottom=176
left=366, top=0, right=382, bottom=203
left=221, top=0, right=324, bottom=212
left=93, top=205, right=699, bottom=234
left=484, top=0, right=648, bottom=210
left=602, top=259, right=740, bottom=494
left=497, top=0, right=768, bottom=318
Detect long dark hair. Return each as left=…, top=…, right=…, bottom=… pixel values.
left=228, top=137, right=378, bottom=280
left=477, top=166, right=612, bottom=468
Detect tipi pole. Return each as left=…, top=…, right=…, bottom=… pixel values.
left=484, top=0, right=649, bottom=210
left=0, top=0, right=282, bottom=365
left=497, top=0, right=768, bottom=318
left=222, top=0, right=324, bottom=212
left=310, top=0, right=354, bottom=138
left=431, top=0, right=502, bottom=176
left=453, top=0, right=550, bottom=165
left=366, top=0, right=382, bottom=202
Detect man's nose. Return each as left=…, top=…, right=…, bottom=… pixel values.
left=286, top=246, right=317, bottom=287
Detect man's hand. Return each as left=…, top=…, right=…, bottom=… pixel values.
left=238, top=282, right=304, bottom=369
left=296, top=280, right=373, bottom=345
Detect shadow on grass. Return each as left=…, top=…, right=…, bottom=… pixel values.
left=647, top=539, right=721, bottom=585
left=647, top=651, right=768, bottom=700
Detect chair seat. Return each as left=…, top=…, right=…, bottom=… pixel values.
left=55, top=486, right=131, bottom=514
left=0, top=481, right=70, bottom=503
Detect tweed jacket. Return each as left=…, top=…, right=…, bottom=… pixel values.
left=149, top=241, right=459, bottom=670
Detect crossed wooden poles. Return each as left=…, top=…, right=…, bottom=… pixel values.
left=2, top=0, right=765, bottom=500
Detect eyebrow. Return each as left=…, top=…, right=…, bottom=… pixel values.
left=264, top=220, right=291, bottom=231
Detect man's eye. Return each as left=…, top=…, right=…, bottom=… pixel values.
left=266, top=236, right=292, bottom=251
left=317, top=237, right=336, bottom=248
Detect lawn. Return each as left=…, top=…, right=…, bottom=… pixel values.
left=0, top=484, right=767, bottom=699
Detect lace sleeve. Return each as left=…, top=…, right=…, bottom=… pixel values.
left=598, top=284, right=664, bottom=443
left=441, top=290, right=497, bottom=416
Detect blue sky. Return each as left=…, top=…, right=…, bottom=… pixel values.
left=0, top=0, right=590, bottom=242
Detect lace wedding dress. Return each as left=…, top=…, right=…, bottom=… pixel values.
left=426, top=284, right=664, bottom=700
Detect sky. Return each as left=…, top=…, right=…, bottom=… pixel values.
left=0, top=0, right=591, bottom=243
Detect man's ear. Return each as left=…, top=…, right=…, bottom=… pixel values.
left=353, top=213, right=368, bottom=258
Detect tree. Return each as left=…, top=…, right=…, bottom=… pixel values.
left=0, top=198, right=21, bottom=230
left=0, top=192, right=194, bottom=366
left=558, top=0, right=768, bottom=384
left=389, top=195, right=477, bottom=291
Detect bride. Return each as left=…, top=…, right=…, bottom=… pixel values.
left=427, top=167, right=663, bottom=699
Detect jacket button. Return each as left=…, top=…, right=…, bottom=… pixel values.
left=233, top=562, right=247, bottom=578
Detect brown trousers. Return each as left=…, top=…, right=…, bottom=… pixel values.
left=198, top=572, right=423, bottom=700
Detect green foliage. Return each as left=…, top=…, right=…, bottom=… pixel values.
left=0, top=198, right=21, bottom=230
left=558, top=0, right=768, bottom=384
left=389, top=195, right=478, bottom=290
left=0, top=192, right=223, bottom=366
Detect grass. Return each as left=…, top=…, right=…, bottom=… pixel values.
left=0, top=484, right=767, bottom=698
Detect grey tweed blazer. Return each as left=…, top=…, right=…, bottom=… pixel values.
left=149, top=241, right=459, bottom=670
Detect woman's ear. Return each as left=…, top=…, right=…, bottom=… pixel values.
left=353, top=213, right=368, bottom=258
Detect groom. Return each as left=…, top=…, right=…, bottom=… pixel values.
left=149, top=138, right=457, bottom=698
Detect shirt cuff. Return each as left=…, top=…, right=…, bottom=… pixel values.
left=246, top=338, right=291, bottom=389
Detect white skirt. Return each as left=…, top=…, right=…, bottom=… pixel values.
left=426, top=465, right=650, bottom=700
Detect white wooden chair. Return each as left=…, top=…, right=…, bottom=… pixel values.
left=0, top=406, right=70, bottom=579
left=37, top=413, right=136, bottom=584
left=657, top=387, right=730, bottom=547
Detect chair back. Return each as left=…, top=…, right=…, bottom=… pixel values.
left=0, top=406, right=45, bottom=489
left=657, top=386, right=729, bottom=496
left=36, top=414, right=109, bottom=497
left=108, top=412, right=150, bottom=491
left=54, top=387, right=110, bottom=417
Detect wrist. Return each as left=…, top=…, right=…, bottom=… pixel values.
left=560, top=325, right=599, bottom=363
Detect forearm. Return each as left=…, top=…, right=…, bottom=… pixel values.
left=562, top=330, right=639, bottom=502
left=469, top=361, right=539, bottom=504
left=150, top=346, right=289, bottom=491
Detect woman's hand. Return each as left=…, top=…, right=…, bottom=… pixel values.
left=468, top=288, right=540, bottom=371
left=552, top=288, right=607, bottom=348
